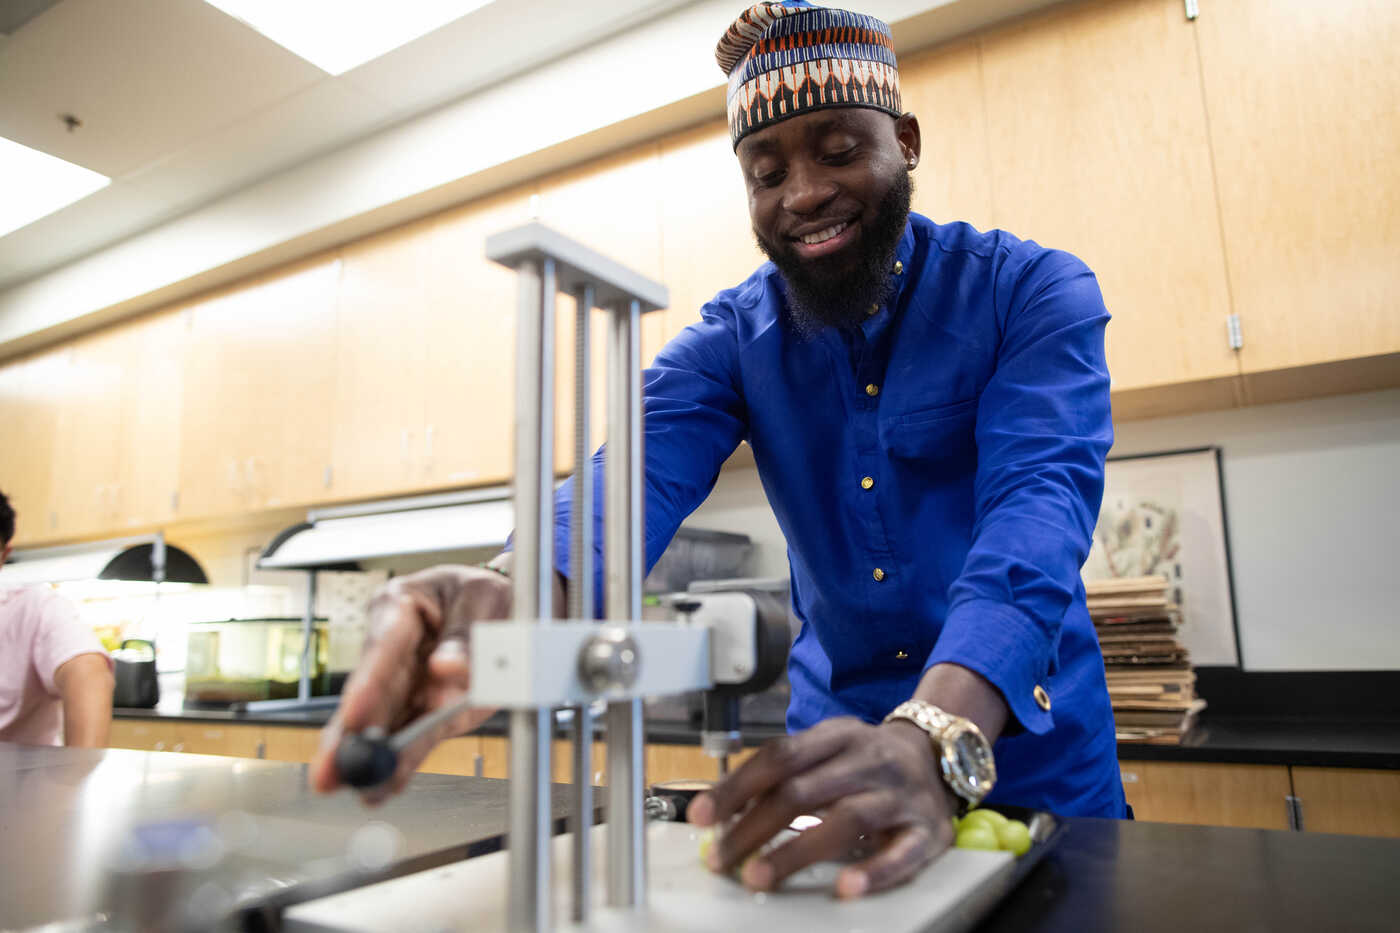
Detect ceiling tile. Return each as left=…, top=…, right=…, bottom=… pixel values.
left=0, top=0, right=326, bottom=178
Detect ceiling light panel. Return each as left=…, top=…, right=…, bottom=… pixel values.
left=203, top=0, right=495, bottom=76
left=0, top=136, right=109, bottom=238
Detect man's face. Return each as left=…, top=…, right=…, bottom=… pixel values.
left=737, top=108, right=920, bottom=335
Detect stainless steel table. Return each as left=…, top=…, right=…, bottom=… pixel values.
left=0, top=742, right=578, bottom=931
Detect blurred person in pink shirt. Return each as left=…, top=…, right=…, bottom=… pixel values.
left=0, top=489, right=113, bottom=747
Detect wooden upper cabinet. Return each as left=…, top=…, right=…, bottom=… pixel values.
left=657, top=121, right=765, bottom=347
left=48, top=329, right=128, bottom=539
left=331, top=226, right=430, bottom=501
left=419, top=187, right=536, bottom=489
left=1195, top=0, right=1400, bottom=374
left=977, top=0, right=1238, bottom=392
left=0, top=351, right=59, bottom=545
left=116, top=309, right=185, bottom=529
left=181, top=256, right=339, bottom=519
left=900, top=39, right=997, bottom=232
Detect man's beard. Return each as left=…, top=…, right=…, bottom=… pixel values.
left=755, top=170, right=912, bottom=339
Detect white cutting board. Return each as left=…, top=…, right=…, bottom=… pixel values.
left=285, top=822, right=1017, bottom=933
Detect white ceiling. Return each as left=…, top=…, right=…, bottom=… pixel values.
left=0, top=0, right=694, bottom=291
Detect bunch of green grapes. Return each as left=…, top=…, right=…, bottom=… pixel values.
left=952, top=808, right=1031, bottom=856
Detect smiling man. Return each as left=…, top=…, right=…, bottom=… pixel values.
left=315, top=0, right=1125, bottom=899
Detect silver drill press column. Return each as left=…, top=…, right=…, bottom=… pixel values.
left=507, top=255, right=557, bottom=933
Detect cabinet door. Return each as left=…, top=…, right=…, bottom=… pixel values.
left=420, top=187, right=536, bottom=489
left=331, top=226, right=430, bottom=500
left=0, top=351, right=58, bottom=545
left=182, top=257, right=340, bottom=519
left=1118, top=760, right=1292, bottom=829
left=644, top=743, right=758, bottom=787
left=1291, top=767, right=1400, bottom=839
left=171, top=722, right=265, bottom=758
left=900, top=39, right=997, bottom=233
left=657, top=122, right=766, bottom=351
left=48, top=329, right=128, bottom=538
left=978, top=0, right=1238, bottom=393
left=262, top=725, right=321, bottom=764
left=108, top=719, right=178, bottom=752
left=117, top=309, right=186, bottom=529
left=418, top=736, right=482, bottom=776
left=1196, top=0, right=1400, bottom=375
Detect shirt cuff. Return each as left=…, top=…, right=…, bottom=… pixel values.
left=923, top=597, right=1055, bottom=736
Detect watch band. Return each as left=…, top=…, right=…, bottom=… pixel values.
left=883, top=699, right=995, bottom=813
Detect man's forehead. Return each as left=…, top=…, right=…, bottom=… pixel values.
left=737, top=108, right=897, bottom=158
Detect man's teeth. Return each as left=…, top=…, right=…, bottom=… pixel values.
left=800, top=222, right=848, bottom=246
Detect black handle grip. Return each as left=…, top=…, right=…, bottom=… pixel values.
left=334, top=728, right=398, bottom=788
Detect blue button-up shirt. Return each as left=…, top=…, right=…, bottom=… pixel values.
left=553, top=213, right=1126, bottom=818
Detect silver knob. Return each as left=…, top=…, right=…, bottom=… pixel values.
left=578, top=626, right=640, bottom=692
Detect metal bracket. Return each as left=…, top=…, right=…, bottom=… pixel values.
left=1185, top=0, right=1199, bottom=21
left=1227, top=313, right=1243, bottom=351
left=468, top=621, right=712, bottom=707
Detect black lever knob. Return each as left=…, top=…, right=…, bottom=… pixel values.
left=334, top=727, right=398, bottom=788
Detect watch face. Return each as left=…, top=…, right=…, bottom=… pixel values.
left=943, top=724, right=996, bottom=799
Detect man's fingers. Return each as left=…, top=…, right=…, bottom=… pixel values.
left=339, top=591, right=435, bottom=732
left=691, top=720, right=851, bottom=827
left=836, top=822, right=944, bottom=898
left=709, top=755, right=889, bottom=874
left=738, top=794, right=879, bottom=891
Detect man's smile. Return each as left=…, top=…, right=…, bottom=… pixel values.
left=789, top=218, right=860, bottom=260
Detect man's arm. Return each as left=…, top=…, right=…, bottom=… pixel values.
left=924, top=247, right=1113, bottom=735
left=54, top=653, right=114, bottom=747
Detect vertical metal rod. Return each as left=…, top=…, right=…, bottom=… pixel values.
left=298, top=571, right=317, bottom=702
left=508, top=257, right=555, bottom=933
left=605, top=298, right=646, bottom=908
left=569, top=283, right=596, bottom=923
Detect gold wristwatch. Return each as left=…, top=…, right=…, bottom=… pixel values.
left=883, top=700, right=997, bottom=814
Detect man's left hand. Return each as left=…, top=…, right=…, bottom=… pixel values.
left=688, top=716, right=958, bottom=898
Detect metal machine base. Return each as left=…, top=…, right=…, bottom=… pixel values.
left=285, top=822, right=1027, bottom=933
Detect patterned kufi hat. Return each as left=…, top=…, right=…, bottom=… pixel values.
left=716, top=1, right=903, bottom=148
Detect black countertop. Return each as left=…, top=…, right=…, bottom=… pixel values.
left=984, top=817, right=1400, bottom=933
left=116, top=705, right=1400, bottom=770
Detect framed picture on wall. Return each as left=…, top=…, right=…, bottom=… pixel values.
left=1083, top=446, right=1242, bottom=667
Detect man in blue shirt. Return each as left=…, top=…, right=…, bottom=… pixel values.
left=316, top=0, right=1124, bottom=900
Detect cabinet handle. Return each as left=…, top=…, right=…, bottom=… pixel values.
left=1184, top=0, right=1199, bottom=21
left=1121, top=771, right=1140, bottom=783
left=473, top=754, right=484, bottom=778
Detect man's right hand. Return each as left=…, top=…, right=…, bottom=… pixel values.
left=310, top=564, right=510, bottom=803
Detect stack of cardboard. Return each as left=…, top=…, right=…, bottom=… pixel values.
left=1087, top=575, right=1205, bottom=744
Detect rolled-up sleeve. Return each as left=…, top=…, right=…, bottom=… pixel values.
left=924, top=249, right=1113, bottom=735
left=552, top=301, right=750, bottom=614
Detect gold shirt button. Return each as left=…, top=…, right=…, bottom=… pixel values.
left=861, top=476, right=874, bottom=490
left=893, top=260, right=904, bottom=275
left=1034, top=685, right=1052, bottom=711
left=895, top=649, right=909, bottom=660
left=866, top=304, right=879, bottom=316
left=872, top=567, right=885, bottom=582
left=865, top=383, right=879, bottom=397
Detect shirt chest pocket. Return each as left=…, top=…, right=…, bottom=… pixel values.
left=879, top=397, right=979, bottom=463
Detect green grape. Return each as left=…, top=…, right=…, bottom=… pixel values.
left=954, top=824, right=1000, bottom=851
left=960, top=808, right=1008, bottom=831
left=996, top=819, right=1032, bottom=857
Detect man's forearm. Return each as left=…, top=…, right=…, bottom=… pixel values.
left=911, top=663, right=1009, bottom=744
left=55, top=654, right=114, bottom=747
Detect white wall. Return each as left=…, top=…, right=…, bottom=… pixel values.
left=683, top=389, right=1400, bottom=672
